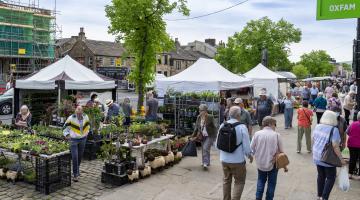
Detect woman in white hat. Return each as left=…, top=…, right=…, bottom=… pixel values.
left=343, top=91, right=356, bottom=125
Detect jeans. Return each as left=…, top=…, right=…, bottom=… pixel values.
left=284, top=108, right=293, bottom=128
left=316, top=112, right=324, bottom=124
left=201, top=137, right=213, bottom=165
left=222, top=162, right=246, bottom=200
left=256, top=167, right=278, bottom=200
left=317, top=165, right=336, bottom=200
left=349, top=147, right=360, bottom=175
left=70, top=137, right=87, bottom=177
left=344, top=108, right=351, bottom=126
left=297, top=126, right=312, bottom=152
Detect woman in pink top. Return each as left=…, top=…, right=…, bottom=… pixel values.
left=347, top=112, right=360, bottom=180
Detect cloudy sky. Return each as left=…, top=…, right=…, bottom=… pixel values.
left=38, top=0, right=356, bottom=62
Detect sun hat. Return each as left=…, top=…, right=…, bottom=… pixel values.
left=234, top=98, right=243, bottom=104
left=259, top=90, right=267, bottom=96
left=105, top=99, right=113, bottom=107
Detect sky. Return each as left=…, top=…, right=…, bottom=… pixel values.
left=36, top=0, right=357, bottom=62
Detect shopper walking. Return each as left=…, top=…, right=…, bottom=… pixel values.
left=256, top=90, right=273, bottom=129
left=145, top=92, right=159, bottom=122
left=251, top=116, right=284, bottom=200
left=343, top=91, right=356, bottom=125
left=327, top=93, right=341, bottom=111
left=121, top=97, right=132, bottom=126
left=219, top=106, right=253, bottom=200
left=313, top=92, right=327, bottom=124
left=63, top=106, right=90, bottom=182
left=234, top=98, right=253, bottom=136
left=283, top=92, right=295, bottom=129
left=324, top=84, right=334, bottom=99
left=220, top=98, right=226, bottom=123
left=297, top=101, right=313, bottom=153
left=310, top=84, right=319, bottom=105
left=350, top=81, right=357, bottom=94
left=224, top=98, right=233, bottom=121
left=312, top=110, right=346, bottom=200
left=192, top=104, right=217, bottom=170
left=302, top=85, right=311, bottom=102
left=347, top=112, right=360, bottom=180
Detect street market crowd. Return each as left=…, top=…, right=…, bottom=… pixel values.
left=10, top=78, right=359, bottom=200
left=188, top=79, right=359, bottom=200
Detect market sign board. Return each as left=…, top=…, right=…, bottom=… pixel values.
left=317, top=0, right=360, bottom=20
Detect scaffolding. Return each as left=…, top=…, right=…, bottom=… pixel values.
left=0, top=0, right=56, bottom=79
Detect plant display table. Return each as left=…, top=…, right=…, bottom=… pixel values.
left=113, top=134, right=174, bottom=166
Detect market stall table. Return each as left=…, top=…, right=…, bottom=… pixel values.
left=113, top=134, right=174, bottom=166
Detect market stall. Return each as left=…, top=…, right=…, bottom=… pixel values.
left=244, top=63, right=287, bottom=99
left=155, top=58, right=253, bottom=97
left=14, top=55, right=117, bottom=125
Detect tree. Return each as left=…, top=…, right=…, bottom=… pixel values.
left=216, top=17, right=301, bottom=73
left=105, top=0, right=189, bottom=111
left=342, top=63, right=352, bottom=72
left=299, top=50, right=334, bottom=77
left=291, top=64, right=309, bottom=79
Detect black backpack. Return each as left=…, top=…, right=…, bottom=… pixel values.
left=217, top=122, right=243, bottom=153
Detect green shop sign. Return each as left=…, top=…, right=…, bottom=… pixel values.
left=317, top=0, right=360, bottom=20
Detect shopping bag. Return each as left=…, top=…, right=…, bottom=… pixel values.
left=182, top=141, right=197, bottom=157
left=338, top=167, right=350, bottom=192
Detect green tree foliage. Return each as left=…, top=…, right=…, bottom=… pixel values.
left=299, top=50, right=334, bottom=77
left=342, top=63, right=352, bottom=72
left=291, top=64, right=309, bottom=79
left=216, top=17, right=301, bottom=73
left=105, top=0, right=189, bottom=111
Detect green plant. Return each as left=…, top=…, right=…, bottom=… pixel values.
left=99, top=142, right=116, bottom=161
left=84, top=106, right=103, bottom=134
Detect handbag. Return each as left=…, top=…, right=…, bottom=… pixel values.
left=274, top=135, right=289, bottom=169
left=195, top=115, right=207, bottom=142
left=182, top=140, right=197, bottom=157
left=320, top=127, right=342, bottom=167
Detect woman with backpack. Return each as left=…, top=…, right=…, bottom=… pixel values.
left=191, top=104, right=217, bottom=170
left=297, top=101, right=313, bottom=153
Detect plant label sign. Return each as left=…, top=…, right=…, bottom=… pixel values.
left=317, top=0, right=360, bottom=20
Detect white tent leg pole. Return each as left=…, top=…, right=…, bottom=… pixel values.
left=58, top=86, right=61, bottom=125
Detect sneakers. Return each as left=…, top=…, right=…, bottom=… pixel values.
left=203, top=164, right=209, bottom=170
left=307, top=150, right=312, bottom=154
left=296, top=151, right=300, bottom=153
left=73, top=176, right=79, bottom=182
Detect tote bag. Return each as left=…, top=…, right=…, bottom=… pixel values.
left=320, top=127, right=342, bottom=167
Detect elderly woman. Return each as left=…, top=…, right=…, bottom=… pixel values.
left=313, top=92, right=327, bottom=124
left=192, top=104, right=217, bottom=170
left=63, top=106, right=90, bottom=182
left=347, top=112, right=360, bottom=180
left=283, top=92, right=295, bottom=129
left=312, top=110, right=346, bottom=200
left=15, top=105, right=32, bottom=129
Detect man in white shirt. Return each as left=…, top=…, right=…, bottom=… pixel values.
left=350, top=81, right=357, bottom=94
left=251, top=116, right=285, bottom=200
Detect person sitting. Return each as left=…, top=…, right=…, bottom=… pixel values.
left=15, top=105, right=32, bottom=130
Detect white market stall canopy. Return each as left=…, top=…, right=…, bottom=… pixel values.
left=156, top=58, right=253, bottom=96
left=244, top=63, right=286, bottom=99
left=147, top=73, right=166, bottom=88
left=16, top=55, right=116, bottom=90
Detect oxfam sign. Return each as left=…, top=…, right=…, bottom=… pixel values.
left=317, top=0, right=360, bottom=20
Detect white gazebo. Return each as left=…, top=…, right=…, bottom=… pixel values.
left=155, top=58, right=253, bottom=96
left=14, top=55, right=117, bottom=116
left=244, top=63, right=286, bottom=99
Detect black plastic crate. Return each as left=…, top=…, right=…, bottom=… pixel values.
left=83, top=140, right=101, bottom=160
left=101, top=171, right=128, bottom=186
left=104, top=160, right=136, bottom=175
left=35, top=153, right=71, bottom=195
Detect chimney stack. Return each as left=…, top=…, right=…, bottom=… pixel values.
left=205, top=38, right=216, bottom=47
left=79, top=27, right=86, bottom=41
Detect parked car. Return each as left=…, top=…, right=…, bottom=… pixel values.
left=0, top=88, right=13, bottom=115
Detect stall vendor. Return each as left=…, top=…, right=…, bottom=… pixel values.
left=63, top=106, right=90, bottom=182
left=145, top=92, right=159, bottom=122
left=15, top=105, right=32, bottom=129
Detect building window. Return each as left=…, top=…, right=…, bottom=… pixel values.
left=164, top=55, right=168, bottom=65
left=158, top=59, right=161, bottom=64
left=110, top=58, right=115, bottom=66
left=157, top=71, right=162, bottom=74
left=164, top=71, right=168, bottom=76
left=176, top=61, right=181, bottom=70
left=97, top=57, right=103, bottom=67
left=170, top=59, right=174, bottom=66
left=88, top=57, right=93, bottom=67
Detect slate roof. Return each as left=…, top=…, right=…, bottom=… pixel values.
left=167, top=46, right=210, bottom=61
left=85, top=39, right=125, bottom=57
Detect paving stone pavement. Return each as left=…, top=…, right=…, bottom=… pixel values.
left=0, top=113, right=360, bottom=200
